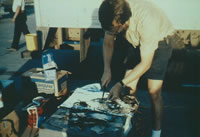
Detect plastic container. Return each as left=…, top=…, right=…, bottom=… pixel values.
left=25, top=34, right=38, bottom=51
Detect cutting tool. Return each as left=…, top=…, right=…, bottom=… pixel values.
left=101, top=84, right=106, bottom=100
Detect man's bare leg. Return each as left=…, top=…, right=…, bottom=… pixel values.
left=148, top=79, right=164, bottom=137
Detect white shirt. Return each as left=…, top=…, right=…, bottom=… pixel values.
left=126, top=0, right=175, bottom=52
left=12, top=0, right=25, bottom=12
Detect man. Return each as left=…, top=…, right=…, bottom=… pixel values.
left=98, top=0, right=175, bottom=137
left=8, top=0, right=30, bottom=51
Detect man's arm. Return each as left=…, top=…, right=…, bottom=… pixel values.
left=108, top=47, right=155, bottom=100
left=101, top=33, right=115, bottom=87
left=103, top=33, right=115, bottom=73
left=12, top=6, right=21, bottom=22
left=122, top=48, right=155, bottom=85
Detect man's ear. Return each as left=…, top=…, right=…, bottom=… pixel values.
left=112, top=19, right=121, bottom=26
left=125, top=19, right=130, bottom=25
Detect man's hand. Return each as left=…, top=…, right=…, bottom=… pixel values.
left=12, top=6, right=21, bottom=23
left=108, top=82, right=122, bottom=101
left=12, top=17, right=15, bottom=23
left=101, top=71, right=111, bottom=88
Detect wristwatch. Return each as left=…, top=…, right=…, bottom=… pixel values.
left=119, top=80, right=126, bottom=88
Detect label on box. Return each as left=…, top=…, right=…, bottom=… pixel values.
left=44, top=69, right=56, bottom=81
left=42, top=53, right=57, bottom=70
left=35, top=82, right=55, bottom=94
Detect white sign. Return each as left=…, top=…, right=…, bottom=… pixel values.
left=34, top=0, right=200, bottom=30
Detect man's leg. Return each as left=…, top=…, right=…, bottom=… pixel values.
left=22, top=14, right=30, bottom=35
left=148, top=79, right=163, bottom=137
left=10, top=21, right=22, bottom=50
left=22, top=22, right=30, bottom=35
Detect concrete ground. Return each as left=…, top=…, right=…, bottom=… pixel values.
left=0, top=6, right=37, bottom=80
left=0, top=6, right=200, bottom=137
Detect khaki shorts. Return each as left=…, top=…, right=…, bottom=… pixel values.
left=145, top=40, right=172, bottom=80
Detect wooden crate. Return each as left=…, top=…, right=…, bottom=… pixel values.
left=64, top=28, right=80, bottom=41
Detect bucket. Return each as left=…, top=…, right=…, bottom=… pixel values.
left=25, top=34, right=38, bottom=51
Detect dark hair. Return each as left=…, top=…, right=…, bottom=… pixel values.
left=98, top=0, right=132, bottom=31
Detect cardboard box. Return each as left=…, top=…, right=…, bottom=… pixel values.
left=23, top=68, right=70, bottom=97
left=0, top=111, right=19, bottom=137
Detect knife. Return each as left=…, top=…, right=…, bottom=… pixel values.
left=101, top=85, right=106, bottom=99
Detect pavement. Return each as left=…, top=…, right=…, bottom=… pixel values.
left=0, top=6, right=200, bottom=137
left=0, top=6, right=37, bottom=80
